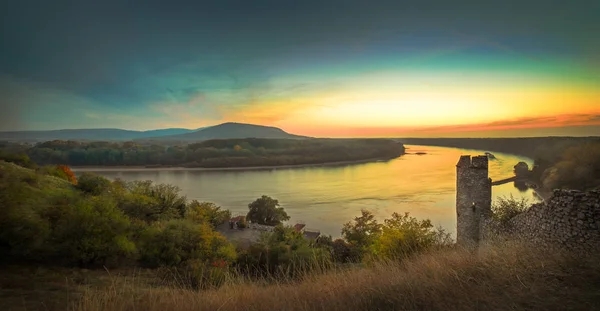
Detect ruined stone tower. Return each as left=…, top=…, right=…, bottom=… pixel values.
left=456, top=155, right=492, bottom=248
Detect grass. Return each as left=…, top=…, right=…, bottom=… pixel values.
left=3, top=241, right=599, bottom=311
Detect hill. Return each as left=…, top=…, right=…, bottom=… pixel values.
left=0, top=128, right=201, bottom=142
left=140, top=122, right=309, bottom=142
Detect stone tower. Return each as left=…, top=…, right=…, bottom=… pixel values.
left=456, top=155, right=492, bottom=248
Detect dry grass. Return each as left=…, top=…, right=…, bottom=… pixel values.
left=63, top=241, right=600, bottom=311
left=2, top=242, right=599, bottom=311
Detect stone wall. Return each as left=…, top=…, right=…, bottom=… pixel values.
left=504, top=189, right=600, bottom=252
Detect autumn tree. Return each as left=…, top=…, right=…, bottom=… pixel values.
left=56, top=165, right=77, bottom=184
left=246, top=195, right=290, bottom=226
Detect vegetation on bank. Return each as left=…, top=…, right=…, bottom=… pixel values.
left=0, top=158, right=449, bottom=279
left=1, top=145, right=598, bottom=310
left=0, top=138, right=405, bottom=168
left=401, top=137, right=600, bottom=192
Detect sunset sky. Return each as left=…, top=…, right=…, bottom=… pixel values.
left=1, top=0, right=599, bottom=137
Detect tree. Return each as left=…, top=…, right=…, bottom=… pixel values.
left=541, top=142, right=600, bottom=190
left=372, top=212, right=452, bottom=259
left=341, top=209, right=382, bottom=251
left=186, top=201, right=232, bottom=227
left=246, top=195, right=290, bottom=226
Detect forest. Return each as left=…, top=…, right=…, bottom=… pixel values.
left=0, top=138, right=405, bottom=168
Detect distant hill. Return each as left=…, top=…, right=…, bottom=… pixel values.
left=0, top=128, right=202, bottom=142
left=140, top=122, right=310, bottom=142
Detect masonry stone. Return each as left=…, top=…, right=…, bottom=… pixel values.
left=456, top=156, right=600, bottom=253
left=456, top=155, right=492, bottom=248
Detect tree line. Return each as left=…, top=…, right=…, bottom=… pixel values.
left=0, top=138, right=405, bottom=167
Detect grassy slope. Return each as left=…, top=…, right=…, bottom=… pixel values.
left=1, top=243, right=598, bottom=311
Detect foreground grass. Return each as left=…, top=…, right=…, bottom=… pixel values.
left=6, top=241, right=597, bottom=311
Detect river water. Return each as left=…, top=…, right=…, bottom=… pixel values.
left=75, top=145, right=538, bottom=238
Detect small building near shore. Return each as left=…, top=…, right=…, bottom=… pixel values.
left=303, top=230, right=321, bottom=240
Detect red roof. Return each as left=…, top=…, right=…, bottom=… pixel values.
left=294, top=223, right=306, bottom=232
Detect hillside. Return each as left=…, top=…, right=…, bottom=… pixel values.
left=140, top=122, right=309, bottom=142
left=0, top=128, right=200, bottom=142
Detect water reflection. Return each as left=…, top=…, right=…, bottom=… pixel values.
left=78, top=145, right=539, bottom=238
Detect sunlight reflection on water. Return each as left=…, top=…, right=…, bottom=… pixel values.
left=80, top=145, right=538, bottom=238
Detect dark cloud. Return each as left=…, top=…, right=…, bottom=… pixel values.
left=0, top=0, right=598, bottom=130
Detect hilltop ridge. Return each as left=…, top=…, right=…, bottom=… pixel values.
left=0, top=122, right=308, bottom=143
left=140, top=122, right=310, bottom=142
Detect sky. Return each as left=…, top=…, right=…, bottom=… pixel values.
left=1, top=0, right=599, bottom=137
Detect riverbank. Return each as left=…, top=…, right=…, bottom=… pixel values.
left=70, top=157, right=396, bottom=172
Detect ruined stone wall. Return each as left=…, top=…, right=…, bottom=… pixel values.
left=505, top=189, right=600, bottom=252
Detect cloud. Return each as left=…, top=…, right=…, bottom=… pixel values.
left=284, top=113, right=600, bottom=138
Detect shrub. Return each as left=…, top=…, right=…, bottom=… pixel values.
left=49, top=196, right=136, bottom=266
left=137, top=219, right=236, bottom=268
left=0, top=151, right=36, bottom=169
left=0, top=181, right=52, bottom=259
left=186, top=201, right=232, bottom=227
left=491, top=195, right=530, bottom=227
left=371, top=212, right=453, bottom=260
left=77, top=172, right=112, bottom=195
left=127, top=181, right=187, bottom=220
left=38, top=165, right=77, bottom=184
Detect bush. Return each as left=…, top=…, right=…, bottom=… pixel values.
left=137, top=219, right=236, bottom=268
left=77, top=172, right=112, bottom=195
left=0, top=181, right=52, bottom=259
left=491, top=195, right=530, bottom=227
left=49, top=196, right=136, bottom=266
left=236, top=226, right=331, bottom=278
left=127, top=181, right=187, bottom=220
left=0, top=151, right=36, bottom=169
left=186, top=201, right=231, bottom=227
left=371, top=212, right=452, bottom=260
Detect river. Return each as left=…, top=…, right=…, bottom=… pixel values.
left=73, top=145, right=539, bottom=238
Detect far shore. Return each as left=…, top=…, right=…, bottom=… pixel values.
left=70, top=157, right=398, bottom=172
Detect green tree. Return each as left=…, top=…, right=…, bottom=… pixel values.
left=372, top=212, right=452, bottom=259
left=186, top=200, right=231, bottom=227
left=246, top=195, right=290, bottom=226
left=137, top=219, right=236, bottom=268
left=341, top=209, right=382, bottom=254
left=50, top=196, right=136, bottom=266
left=127, top=180, right=187, bottom=220
left=77, top=172, right=112, bottom=195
